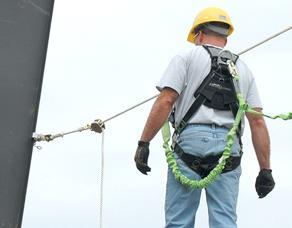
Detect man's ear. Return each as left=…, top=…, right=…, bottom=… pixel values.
left=197, top=31, right=204, bottom=44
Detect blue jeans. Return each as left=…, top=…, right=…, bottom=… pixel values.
left=165, top=124, right=242, bottom=228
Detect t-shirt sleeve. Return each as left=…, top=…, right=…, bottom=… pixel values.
left=246, top=73, right=262, bottom=109
left=156, top=55, right=187, bottom=94
left=238, top=59, right=262, bottom=109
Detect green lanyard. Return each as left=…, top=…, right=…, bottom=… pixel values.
left=161, top=77, right=292, bottom=190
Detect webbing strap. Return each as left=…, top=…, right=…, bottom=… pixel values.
left=175, top=95, right=206, bottom=134
left=174, top=143, right=242, bottom=178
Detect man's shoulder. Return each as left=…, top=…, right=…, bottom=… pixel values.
left=174, top=45, right=206, bottom=61
left=236, top=58, right=251, bottom=74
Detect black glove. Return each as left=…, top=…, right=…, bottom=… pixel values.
left=255, top=169, right=275, bottom=198
left=134, top=141, right=151, bottom=175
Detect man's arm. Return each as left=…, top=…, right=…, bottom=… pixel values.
left=140, top=87, right=179, bottom=142
left=246, top=108, right=276, bottom=198
left=246, top=108, right=271, bottom=169
left=134, top=87, right=178, bottom=175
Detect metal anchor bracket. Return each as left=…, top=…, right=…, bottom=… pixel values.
left=90, top=119, right=105, bottom=133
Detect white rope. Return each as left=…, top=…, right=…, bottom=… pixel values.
left=99, top=130, right=105, bottom=228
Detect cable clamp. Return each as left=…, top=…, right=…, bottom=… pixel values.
left=32, top=132, right=54, bottom=142
left=90, top=119, right=105, bottom=133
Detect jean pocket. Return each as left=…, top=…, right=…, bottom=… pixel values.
left=178, top=134, right=214, bottom=155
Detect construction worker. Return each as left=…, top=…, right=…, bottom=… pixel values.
left=134, top=6, right=275, bottom=228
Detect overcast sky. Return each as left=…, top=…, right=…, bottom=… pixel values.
left=23, top=0, right=292, bottom=227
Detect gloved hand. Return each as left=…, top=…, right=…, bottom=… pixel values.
left=134, top=141, right=151, bottom=175
left=255, top=169, right=275, bottom=198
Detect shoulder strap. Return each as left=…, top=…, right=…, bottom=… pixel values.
left=175, top=45, right=239, bottom=135
left=203, top=45, right=239, bottom=64
left=175, top=95, right=206, bottom=134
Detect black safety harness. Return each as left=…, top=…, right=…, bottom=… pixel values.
left=172, top=45, right=243, bottom=178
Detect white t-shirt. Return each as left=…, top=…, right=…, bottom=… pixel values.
left=157, top=45, right=262, bottom=130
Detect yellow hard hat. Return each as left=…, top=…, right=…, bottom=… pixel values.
left=187, top=7, right=234, bottom=43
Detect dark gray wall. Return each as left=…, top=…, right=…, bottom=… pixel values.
left=0, top=1, right=54, bottom=227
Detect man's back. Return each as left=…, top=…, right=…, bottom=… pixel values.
left=157, top=45, right=262, bottom=129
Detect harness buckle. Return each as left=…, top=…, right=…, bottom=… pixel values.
left=176, top=120, right=187, bottom=134
left=225, top=158, right=233, bottom=170
left=171, top=133, right=179, bottom=150
left=191, top=159, right=202, bottom=170
left=217, top=49, right=233, bottom=65
left=227, top=60, right=240, bottom=80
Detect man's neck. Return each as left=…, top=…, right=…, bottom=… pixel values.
left=201, top=40, right=225, bottom=48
